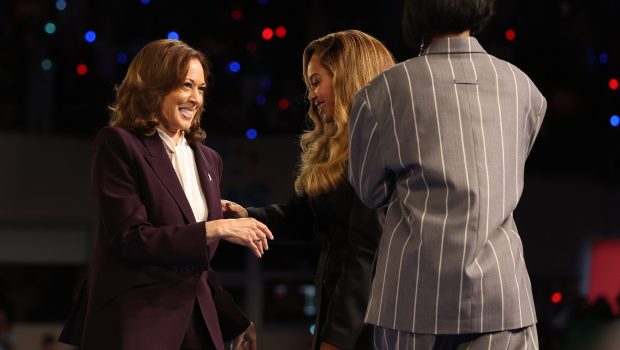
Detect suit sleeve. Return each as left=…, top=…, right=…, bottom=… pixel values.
left=93, top=128, right=208, bottom=266
left=526, top=85, right=547, bottom=157
left=319, top=193, right=381, bottom=349
left=348, top=88, right=392, bottom=209
left=246, top=195, right=315, bottom=242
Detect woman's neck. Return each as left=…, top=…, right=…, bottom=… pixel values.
left=433, top=30, right=471, bottom=40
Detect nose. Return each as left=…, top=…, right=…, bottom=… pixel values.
left=189, top=87, right=202, bottom=106
left=307, top=88, right=317, bottom=102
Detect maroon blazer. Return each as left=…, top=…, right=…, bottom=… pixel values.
left=59, top=127, right=249, bottom=350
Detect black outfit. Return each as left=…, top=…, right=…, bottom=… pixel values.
left=247, top=181, right=382, bottom=350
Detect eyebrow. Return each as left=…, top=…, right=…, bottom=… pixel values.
left=185, top=78, right=206, bottom=86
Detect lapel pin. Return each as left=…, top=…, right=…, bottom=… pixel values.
left=208, top=173, right=212, bottom=182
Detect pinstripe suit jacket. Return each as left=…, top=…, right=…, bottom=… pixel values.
left=348, top=37, right=546, bottom=335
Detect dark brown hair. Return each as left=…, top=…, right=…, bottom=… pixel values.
left=402, top=0, right=495, bottom=48
left=109, top=39, right=210, bottom=143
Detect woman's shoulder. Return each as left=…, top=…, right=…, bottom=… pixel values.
left=96, top=126, right=136, bottom=142
left=193, top=141, right=217, bottom=156
left=94, top=126, right=143, bottom=154
left=312, top=181, right=354, bottom=206
left=193, top=141, right=223, bottom=164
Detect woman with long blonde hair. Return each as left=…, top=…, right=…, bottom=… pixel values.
left=225, top=30, right=395, bottom=350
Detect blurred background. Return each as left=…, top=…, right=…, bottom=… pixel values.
left=1, top=0, right=619, bottom=349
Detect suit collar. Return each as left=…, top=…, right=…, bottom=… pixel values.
left=142, top=133, right=220, bottom=224
left=422, top=36, right=486, bottom=55
left=142, top=132, right=169, bottom=160
left=142, top=134, right=196, bottom=223
left=156, top=127, right=188, bottom=153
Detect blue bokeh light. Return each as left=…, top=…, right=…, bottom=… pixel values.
left=309, top=324, right=315, bottom=335
left=610, top=115, right=620, bottom=127
left=140, top=0, right=151, bottom=4
left=55, top=0, right=67, bottom=11
left=167, top=31, right=179, bottom=40
left=116, top=53, right=129, bottom=64
left=84, top=30, right=96, bottom=43
left=246, top=129, right=258, bottom=140
left=228, top=61, right=241, bottom=73
left=255, top=94, right=266, bottom=105
left=258, top=0, right=269, bottom=4
left=599, top=53, right=609, bottom=64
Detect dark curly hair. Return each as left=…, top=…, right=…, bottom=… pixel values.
left=402, top=0, right=495, bottom=48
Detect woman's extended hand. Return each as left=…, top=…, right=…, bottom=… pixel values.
left=229, top=322, right=256, bottom=350
left=221, top=200, right=249, bottom=218
left=206, top=218, right=273, bottom=257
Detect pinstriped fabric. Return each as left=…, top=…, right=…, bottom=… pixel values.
left=348, top=37, right=546, bottom=334
left=423, top=53, right=451, bottom=335
left=447, top=41, right=472, bottom=335
left=402, top=63, right=431, bottom=334
left=373, top=325, right=538, bottom=349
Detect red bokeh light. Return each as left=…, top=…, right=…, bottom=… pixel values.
left=261, top=27, right=274, bottom=41
left=609, top=78, right=619, bottom=90
left=275, top=26, right=287, bottom=38
left=551, top=292, right=563, bottom=304
left=505, top=29, right=516, bottom=41
left=76, top=64, right=88, bottom=75
left=231, top=10, right=242, bottom=21
left=278, top=98, right=289, bottom=110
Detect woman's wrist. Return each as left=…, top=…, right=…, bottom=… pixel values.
left=205, top=220, right=222, bottom=242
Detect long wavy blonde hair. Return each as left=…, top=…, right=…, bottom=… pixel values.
left=295, top=30, right=395, bottom=197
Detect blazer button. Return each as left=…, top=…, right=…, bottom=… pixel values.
left=193, top=271, right=199, bottom=278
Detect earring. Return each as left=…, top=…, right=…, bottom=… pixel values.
left=418, top=34, right=427, bottom=57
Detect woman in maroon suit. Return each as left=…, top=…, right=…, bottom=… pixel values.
left=59, top=39, right=272, bottom=350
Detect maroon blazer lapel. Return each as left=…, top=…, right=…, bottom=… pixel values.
left=141, top=135, right=196, bottom=224
left=192, top=145, right=219, bottom=220
left=192, top=143, right=221, bottom=255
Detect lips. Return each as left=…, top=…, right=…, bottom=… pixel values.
left=179, top=107, right=195, bottom=119
left=314, top=101, right=325, bottom=115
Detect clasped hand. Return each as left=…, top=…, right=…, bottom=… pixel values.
left=229, top=322, right=256, bottom=350
left=206, top=203, right=273, bottom=257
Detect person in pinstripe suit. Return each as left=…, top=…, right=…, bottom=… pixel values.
left=348, top=0, right=546, bottom=349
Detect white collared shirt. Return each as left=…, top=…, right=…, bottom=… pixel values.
left=156, top=128, right=208, bottom=222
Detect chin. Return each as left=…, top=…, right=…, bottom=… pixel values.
left=178, top=120, right=193, bottom=131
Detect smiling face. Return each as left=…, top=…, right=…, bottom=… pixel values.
left=306, top=54, right=335, bottom=124
left=159, top=58, right=206, bottom=143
